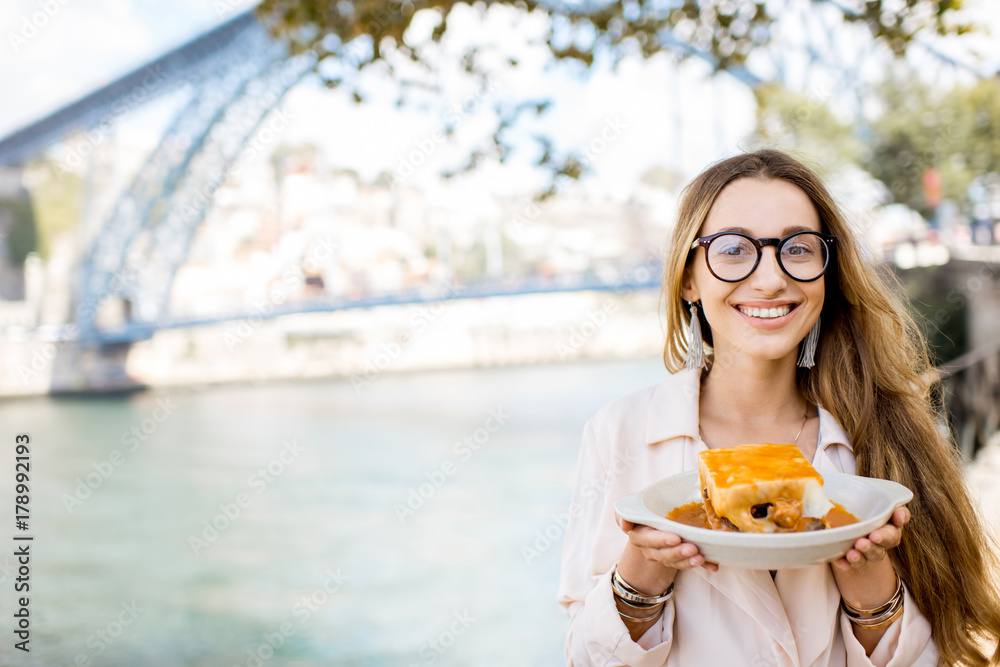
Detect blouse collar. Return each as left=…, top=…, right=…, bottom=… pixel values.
left=643, top=367, right=853, bottom=455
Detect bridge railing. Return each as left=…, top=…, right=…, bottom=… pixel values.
left=934, top=340, right=1000, bottom=460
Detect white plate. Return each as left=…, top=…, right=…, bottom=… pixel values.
left=614, top=471, right=912, bottom=570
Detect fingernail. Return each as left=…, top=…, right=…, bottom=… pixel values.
left=681, top=545, right=696, bottom=557
left=689, top=556, right=702, bottom=566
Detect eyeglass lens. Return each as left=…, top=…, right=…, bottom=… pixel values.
left=707, top=233, right=828, bottom=281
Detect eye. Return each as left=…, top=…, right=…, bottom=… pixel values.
left=782, top=235, right=821, bottom=259
left=783, top=243, right=813, bottom=257
left=712, top=236, right=755, bottom=257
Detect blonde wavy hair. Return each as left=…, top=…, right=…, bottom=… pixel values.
left=662, top=149, right=1000, bottom=666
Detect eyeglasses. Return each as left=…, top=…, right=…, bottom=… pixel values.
left=690, top=231, right=837, bottom=283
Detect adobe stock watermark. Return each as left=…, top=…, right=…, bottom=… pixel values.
left=58, top=600, right=145, bottom=667
left=394, top=408, right=510, bottom=523
left=743, top=620, right=813, bottom=667
left=784, top=83, right=833, bottom=133
left=72, top=249, right=144, bottom=328
left=929, top=261, right=999, bottom=327
left=751, top=82, right=835, bottom=152
left=350, top=280, right=463, bottom=395
left=555, top=299, right=617, bottom=359
left=334, top=4, right=406, bottom=67
left=178, top=106, right=294, bottom=225
left=407, top=611, right=478, bottom=667
left=234, top=566, right=349, bottom=667
left=188, top=439, right=306, bottom=555
left=555, top=254, right=662, bottom=359
left=17, top=324, right=79, bottom=384
left=224, top=236, right=338, bottom=351
left=8, top=0, right=72, bottom=53
left=213, top=0, right=250, bottom=18
left=54, top=65, right=168, bottom=175
left=510, top=115, right=629, bottom=237
left=392, top=79, right=503, bottom=185
left=61, top=398, right=178, bottom=513
left=522, top=448, right=636, bottom=565
left=886, top=121, right=960, bottom=200
left=683, top=333, right=752, bottom=386
left=574, top=116, right=629, bottom=169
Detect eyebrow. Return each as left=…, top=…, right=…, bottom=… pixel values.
left=715, top=225, right=816, bottom=237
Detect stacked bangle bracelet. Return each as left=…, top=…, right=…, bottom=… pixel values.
left=841, top=572, right=904, bottom=630
left=611, top=565, right=675, bottom=623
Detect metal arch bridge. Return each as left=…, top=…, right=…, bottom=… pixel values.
left=0, top=10, right=319, bottom=343
left=91, top=270, right=666, bottom=343
left=0, top=2, right=985, bottom=345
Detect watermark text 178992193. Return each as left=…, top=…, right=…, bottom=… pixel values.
left=13, top=433, right=33, bottom=652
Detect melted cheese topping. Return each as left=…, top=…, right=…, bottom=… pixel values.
left=699, top=443, right=821, bottom=488
left=698, top=443, right=834, bottom=533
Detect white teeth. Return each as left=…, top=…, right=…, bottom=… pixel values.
left=739, top=305, right=792, bottom=319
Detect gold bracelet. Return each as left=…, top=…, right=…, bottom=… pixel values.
left=615, top=595, right=661, bottom=611
left=852, top=600, right=903, bottom=630
left=611, top=565, right=675, bottom=606
left=616, top=603, right=665, bottom=623
left=841, top=572, right=905, bottom=629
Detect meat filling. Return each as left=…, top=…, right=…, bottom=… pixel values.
left=719, top=517, right=741, bottom=532
left=703, top=491, right=825, bottom=533
left=801, top=518, right=826, bottom=531
left=703, top=489, right=740, bottom=531
left=768, top=498, right=803, bottom=530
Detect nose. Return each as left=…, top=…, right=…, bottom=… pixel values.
left=748, top=247, right=787, bottom=293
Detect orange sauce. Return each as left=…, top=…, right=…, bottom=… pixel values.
left=667, top=500, right=858, bottom=531
left=667, top=501, right=711, bottom=529
left=825, top=502, right=858, bottom=528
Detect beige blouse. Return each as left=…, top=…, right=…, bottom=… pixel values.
left=557, top=368, right=937, bottom=666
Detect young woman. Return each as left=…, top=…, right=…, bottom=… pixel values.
left=557, top=150, right=1000, bottom=666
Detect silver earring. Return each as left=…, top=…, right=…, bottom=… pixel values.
left=797, top=316, right=820, bottom=368
left=685, top=301, right=706, bottom=370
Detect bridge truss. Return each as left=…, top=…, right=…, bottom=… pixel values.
left=0, top=2, right=985, bottom=343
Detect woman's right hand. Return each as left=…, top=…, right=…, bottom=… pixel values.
left=616, top=517, right=718, bottom=593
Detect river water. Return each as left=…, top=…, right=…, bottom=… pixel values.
left=0, top=357, right=667, bottom=666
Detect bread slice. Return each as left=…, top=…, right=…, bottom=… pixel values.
left=698, top=443, right=834, bottom=533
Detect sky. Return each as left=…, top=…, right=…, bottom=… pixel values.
left=0, top=0, right=998, bottom=199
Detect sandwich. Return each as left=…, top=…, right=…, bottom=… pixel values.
left=698, top=443, right=834, bottom=533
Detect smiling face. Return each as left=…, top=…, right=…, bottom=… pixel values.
left=682, top=177, right=826, bottom=367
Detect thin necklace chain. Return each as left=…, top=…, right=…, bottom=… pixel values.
left=699, top=404, right=810, bottom=450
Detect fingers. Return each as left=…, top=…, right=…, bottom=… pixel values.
left=628, top=525, right=681, bottom=549
left=868, top=524, right=903, bottom=550
left=866, top=507, right=908, bottom=551
left=627, top=526, right=713, bottom=571
left=834, top=511, right=908, bottom=570
left=845, top=538, right=886, bottom=566
left=641, top=542, right=708, bottom=571
left=890, top=506, right=910, bottom=527
left=834, top=545, right=873, bottom=570
left=856, top=537, right=887, bottom=559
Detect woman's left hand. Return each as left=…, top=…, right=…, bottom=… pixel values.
left=833, top=506, right=910, bottom=571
